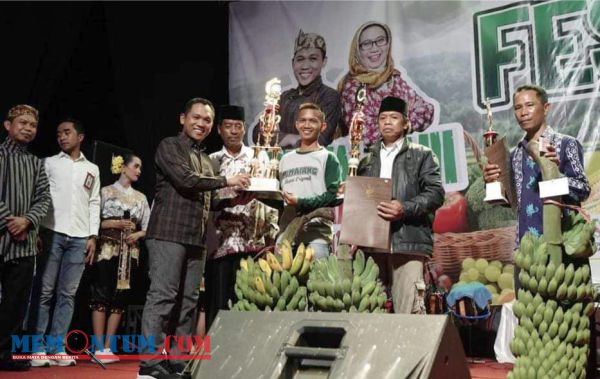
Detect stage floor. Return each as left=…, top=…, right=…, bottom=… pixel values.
left=0, top=359, right=512, bottom=378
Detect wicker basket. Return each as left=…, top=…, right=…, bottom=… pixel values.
left=432, top=226, right=516, bottom=283
left=432, top=131, right=516, bottom=283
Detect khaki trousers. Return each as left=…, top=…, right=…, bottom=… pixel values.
left=367, top=253, right=427, bottom=314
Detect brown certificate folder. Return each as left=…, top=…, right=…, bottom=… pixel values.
left=339, top=176, right=392, bottom=251
left=483, top=137, right=516, bottom=207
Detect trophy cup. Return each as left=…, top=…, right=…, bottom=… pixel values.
left=246, top=78, right=283, bottom=200
left=348, top=85, right=367, bottom=177
left=483, top=98, right=509, bottom=205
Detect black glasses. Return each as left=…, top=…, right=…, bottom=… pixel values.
left=359, top=36, right=388, bottom=51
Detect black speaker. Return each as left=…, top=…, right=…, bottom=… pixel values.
left=190, top=311, right=470, bottom=379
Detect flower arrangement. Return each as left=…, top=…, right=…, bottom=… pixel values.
left=111, top=155, right=124, bottom=175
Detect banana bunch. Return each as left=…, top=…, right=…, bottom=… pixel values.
left=562, top=212, right=597, bottom=258
left=307, top=250, right=386, bottom=313
left=509, top=230, right=596, bottom=379
left=515, top=232, right=596, bottom=302
left=509, top=142, right=595, bottom=379
left=509, top=297, right=593, bottom=379
left=230, top=241, right=311, bottom=312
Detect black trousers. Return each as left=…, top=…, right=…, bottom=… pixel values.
left=0, top=256, right=35, bottom=361
left=204, top=253, right=252, bottom=330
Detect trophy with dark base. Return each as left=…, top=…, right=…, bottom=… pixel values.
left=246, top=78, right=283, bottom=201
left=483, top=99, right=509, bottom=205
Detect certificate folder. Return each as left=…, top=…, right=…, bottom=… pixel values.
left=340, top=176, right=392, bottom=251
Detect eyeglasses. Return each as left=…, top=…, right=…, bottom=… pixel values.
left=359, top=36, right=388, bottom=51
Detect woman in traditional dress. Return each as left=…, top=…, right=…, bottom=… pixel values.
left=89, top=154, right=150, bottom=363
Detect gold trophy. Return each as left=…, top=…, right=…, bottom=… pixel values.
left=483, top=98, right=509, bottom=205
left=348, top=85, right=367, bottom=176
left=246, top=78, right=283, bottom=200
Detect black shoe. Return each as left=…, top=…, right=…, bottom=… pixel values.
left=0, top=359, right=32, bottom=371
left=137, top=360, right=181, bottom=379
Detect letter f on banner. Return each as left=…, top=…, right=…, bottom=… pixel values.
left=473, top=4, right=532, bottom=111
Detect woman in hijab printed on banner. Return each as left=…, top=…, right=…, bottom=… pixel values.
left=338, top=21, right=436, bottom=146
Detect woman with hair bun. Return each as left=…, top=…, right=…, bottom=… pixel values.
left=89, top=154, right=150, bottom=363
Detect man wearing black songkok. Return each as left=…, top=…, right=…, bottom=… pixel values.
left=356, top=96, right=444, bottom=314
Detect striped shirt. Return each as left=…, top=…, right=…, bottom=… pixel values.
left=0, top=138, right=51, bottom=262
left=146, top=132, right=227, bottom=247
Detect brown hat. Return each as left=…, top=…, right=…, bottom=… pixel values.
left=294, top=29, right=326, bottom=57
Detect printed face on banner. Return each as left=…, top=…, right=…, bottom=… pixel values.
left=180, top=103, right=214, bottom=142
left=378, top=111, right=407, bottom=143
left=358, top=25, right=389, bottom=71
left=292, top=47, right=326, bottom=87
left=512, top=90, right=549, bottom=137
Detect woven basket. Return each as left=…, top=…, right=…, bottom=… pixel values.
left=432, top=226, right=516, bottom=283
left=432, top=131, right=516, bottom=283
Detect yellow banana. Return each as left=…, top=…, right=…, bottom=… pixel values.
left=290, top=243, right=306, bottom=275
left=255, top=276, right=266, bottom=294
left=258, top=258, right=272, bottom=277
left=266, top=253, right=284, bottom=272
left=281, top=245, right=293, bottom=270
left=299, top=246, right=313, bottom=277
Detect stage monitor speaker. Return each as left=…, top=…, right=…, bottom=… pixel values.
left=190, top=311, right=470, bottom=379
left=91, top=140, right=132, bottom=187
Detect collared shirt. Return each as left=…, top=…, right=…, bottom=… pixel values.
left=277, top=76, right=342, bottom=146
left=379, top=138, right=404, bottom=179
left=208, top=145, right=278, bottom=259
left=511, top=126, right=590, bottom=244
left=146, top=132, right=228, bottom=247
left=0, top=138, right=51, bottom=262
left=41, top=151, right=101, bottom=237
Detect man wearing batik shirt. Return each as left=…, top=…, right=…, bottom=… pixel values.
left=256, top=30, right=342, bottom=149
left=206, top=105, right=279, bottom=327
left=484, top=84, right=590, bottom=243
left=0, top=105, right=50, bottom=371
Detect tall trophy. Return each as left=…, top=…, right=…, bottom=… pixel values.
left=339, top=85, right=392, bottom=251
left=347, top=85, right=367, bottom=177
left=246, top=78, right=283, bottom=200
left=483, top=98, right=509, bottom=205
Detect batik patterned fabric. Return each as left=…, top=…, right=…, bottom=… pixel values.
left=511, top=126, right=590, bottom=245
left=209, top=146, right=279, bottom=259
left=97, top=182, right=150, bottom=263
left=339, top=73, right=435, bottom=146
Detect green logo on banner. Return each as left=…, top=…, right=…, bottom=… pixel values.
left=473, top=0, right=600, bottom=111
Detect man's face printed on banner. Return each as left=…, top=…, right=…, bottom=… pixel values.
left=358, top=24, right=389, bottom=72
left=292, top=47, right=327, bottom=87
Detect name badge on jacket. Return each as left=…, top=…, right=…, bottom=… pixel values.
left=84, top=172, right=95, bottom=190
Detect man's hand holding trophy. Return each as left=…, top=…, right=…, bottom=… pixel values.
left=482, top=98, right=510, bottom=205
left=245, top=78, right=284, bottom=201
